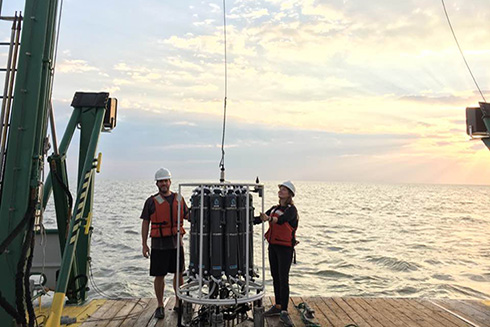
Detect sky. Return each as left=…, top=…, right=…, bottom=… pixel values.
left=2, top=0, right=490, bottom=184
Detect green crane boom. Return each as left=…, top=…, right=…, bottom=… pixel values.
left=0, top=1, right=118, bottom=327
left=0, top=1, right=59, bottom=325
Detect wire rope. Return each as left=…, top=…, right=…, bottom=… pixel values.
left=219, top=0, right=228, bottom=180
left=52, top=0, right=63, bottom=73
left=441, top=0, right=486, bottom=102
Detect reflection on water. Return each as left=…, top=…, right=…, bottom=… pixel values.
left=43, top=180, right=490, bottom=300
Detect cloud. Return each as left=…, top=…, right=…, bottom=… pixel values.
left=171, top=121, right=197, bottom=126
left=193, top=19, right=215, bottom=27
left=57, top=59, right=99, bottom=73
left=156, top=144, right=215, bottom=150
left=399, top=94, right=470, bottom=105
left=47, top=0, right=490, bottom=184
left=113, top=62, right=162, bottom=83
left=114, top=63, right=147, bottom=72
left=229, top=8, right=270, bottom=20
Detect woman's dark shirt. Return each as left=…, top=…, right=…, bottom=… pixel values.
left=254, top=204, right=298, bottom=228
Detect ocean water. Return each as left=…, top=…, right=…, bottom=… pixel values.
left=43, top=180, right=490, bottom=300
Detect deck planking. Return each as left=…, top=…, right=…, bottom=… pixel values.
left=334, top=297, right=378, bottom=327
left=34, top=297, right=487, bottom=327
left=430, top=299, right=490, bottom=327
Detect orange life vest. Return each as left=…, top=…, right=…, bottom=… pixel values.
left=264, top=205, right=297, bottom=247
left=150, top=193, right=186, bottom=238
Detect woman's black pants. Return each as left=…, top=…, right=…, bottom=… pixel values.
left=268, top=244, right=293, bottom=311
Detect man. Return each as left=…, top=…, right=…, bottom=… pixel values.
left=141, top=167, right=188, bottom=319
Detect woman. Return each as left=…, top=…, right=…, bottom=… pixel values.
left=260, top=181, right=298, bottom=327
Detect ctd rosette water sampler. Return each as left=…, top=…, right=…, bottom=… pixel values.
left=175, top=182, right=266, bottom=327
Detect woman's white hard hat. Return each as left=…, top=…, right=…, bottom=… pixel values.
left=278, top=180, right=295, bottom=196
left=155, top=168, right=172, bottom=181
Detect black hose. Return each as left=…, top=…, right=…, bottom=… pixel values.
left=0, top=195, right=36, bottom=326
left=24, top=231, right=36, bottom=327
left=0, top=197, right=36, bottom=255
left=15, top=202, right=35, bottom=327
left=0, top=290, right=23, bottom=324
left=66, top=274, right=88, bottom=299
left=52, top=168, right=73, bottom=213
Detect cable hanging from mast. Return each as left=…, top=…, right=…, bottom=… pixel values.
left=219, top=0, right=228, bottom=182
left=441, top=0, right=486, bottom=102
left=47, top=0, right=65, bottom=156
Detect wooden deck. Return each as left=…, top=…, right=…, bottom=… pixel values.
left=35, top=297, right=490, bottom=327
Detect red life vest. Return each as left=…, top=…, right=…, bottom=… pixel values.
left=264, top=205, right=297, bottom=247
left=150, top=193, right=186, bottom=238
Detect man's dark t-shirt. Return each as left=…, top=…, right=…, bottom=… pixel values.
left=141, top=193, right=188, bottom=250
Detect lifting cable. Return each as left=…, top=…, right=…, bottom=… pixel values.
left=219, top=0, right=228, bottom=182
left=440, top=0, right=486, bottom=102
left=46, top=0, right=64, bottom=156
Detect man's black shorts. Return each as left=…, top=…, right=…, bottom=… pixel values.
left=150, top=247, right=185, bottom=277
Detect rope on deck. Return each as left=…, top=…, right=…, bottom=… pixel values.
left=295, top=302, right=360, bottom=327
left=295, top=302, right=321, bottom=327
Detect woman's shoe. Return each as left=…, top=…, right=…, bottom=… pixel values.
left=280, top=311, right=294, bottom=326
left=263, top=305, right=282, bottom=316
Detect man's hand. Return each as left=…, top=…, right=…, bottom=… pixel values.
left=142, top=244, right=150, bottom=258
left=141, top=219, right=150, bottom=257
left=260, top=212, right=270, bottom=222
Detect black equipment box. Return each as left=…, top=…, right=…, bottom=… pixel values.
left=466, top=107, right=488, bottom=136
left=103, top=98, right=117, bottom=131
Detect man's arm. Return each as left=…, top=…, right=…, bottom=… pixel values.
left=141, top=219, right=150, bottom=258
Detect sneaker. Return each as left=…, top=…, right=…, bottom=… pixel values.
left=264, top=305, right=281, bottom=317
left=154, top=307, right=165, bottom=319
left=280, top=311, right=294, bottom=327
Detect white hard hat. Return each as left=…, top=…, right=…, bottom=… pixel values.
left=278, top=180, right=296, bottom=196
left=155, top=168, right=172, bottom=181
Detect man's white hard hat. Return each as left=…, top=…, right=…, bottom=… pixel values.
left=155, top=168, right=172, bottom=181
left=278, top=180, right=296, bottom=197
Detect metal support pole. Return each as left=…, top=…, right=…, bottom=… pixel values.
left=42, top=107, right=80, bottom=210
left=176, top=184, right=182, bottom=293
left=199, top=184, right=204, bottom=299
left=48, top=101, right=58, bottom=155
left=245, top=185, right=250, bottom=296
left=261, top=186, right=265, bottom=294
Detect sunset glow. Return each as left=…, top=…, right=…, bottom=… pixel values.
left=2, top=0, right=488, bottom=184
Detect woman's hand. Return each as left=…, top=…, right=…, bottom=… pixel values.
left=260, top=212, right=270, bottom=222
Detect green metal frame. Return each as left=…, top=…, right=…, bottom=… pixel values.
left=43, top=96, right=108, bottom=327
left=0, top=1, right=114, bottom=325
left=41, top=96, right=108, bottom=306
left=59, top=103, right=106, bottom=304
